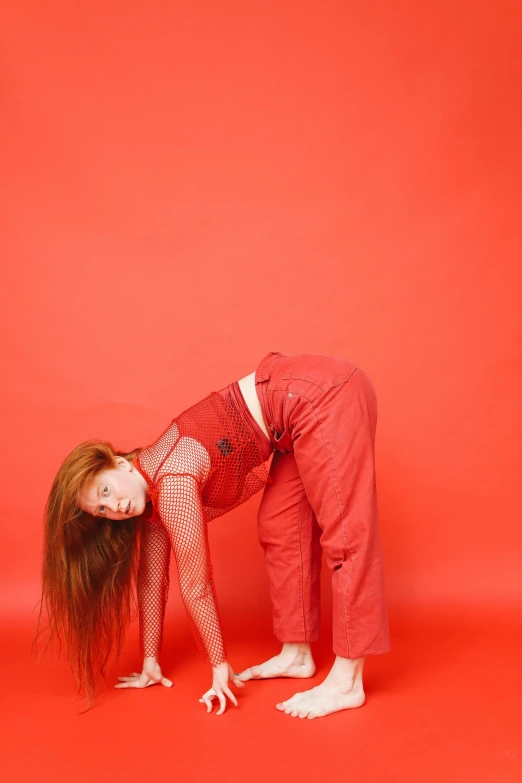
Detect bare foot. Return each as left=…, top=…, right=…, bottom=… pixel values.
left=238, top=643, right=316, bottom=682
left=276, top=655, right=365, bottom=719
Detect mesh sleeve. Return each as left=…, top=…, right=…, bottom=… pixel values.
left=138, top=517, right=171, bottom=658
left=157, top=473, right=226, bottom=667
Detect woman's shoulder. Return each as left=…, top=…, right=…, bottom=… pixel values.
left=158, top=436, right=212, bottom=485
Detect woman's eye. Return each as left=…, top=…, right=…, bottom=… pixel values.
left=103, top=486, right=109, bottom=495
left=99, top=506, right=105, bottom=515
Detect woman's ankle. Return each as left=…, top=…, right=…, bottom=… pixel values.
left=327, top=655, right=365, bottom=691
left=281, top=642, right=313, bottom=659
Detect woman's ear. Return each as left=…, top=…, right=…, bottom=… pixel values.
left=114, top=456, right=131, bottom=470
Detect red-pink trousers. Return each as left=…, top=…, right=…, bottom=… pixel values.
left=241, top=351, right=391, bottom=660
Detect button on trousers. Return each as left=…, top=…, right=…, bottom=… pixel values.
left=254, top=352, right=391, bottom=659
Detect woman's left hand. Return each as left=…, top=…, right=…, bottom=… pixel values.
left=199, top=661, right=245, bottom=715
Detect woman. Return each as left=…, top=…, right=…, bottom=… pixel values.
left=33, top=351, right=390, bottom=718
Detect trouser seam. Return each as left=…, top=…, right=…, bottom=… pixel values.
left=295, top=486, right=308, bottom=640
left=298, top=397, right=352, bottom=657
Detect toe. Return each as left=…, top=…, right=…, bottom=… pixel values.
left=281, top=695, right=299, bottom=710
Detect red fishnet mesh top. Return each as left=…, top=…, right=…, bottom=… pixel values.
left=134, top=386, right=271, bottom=666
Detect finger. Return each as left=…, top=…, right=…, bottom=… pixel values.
left=231, top=673, right=245, bottom=688
left=216, top=690, right=226, bottom=716
left=199, top=697, right=213, bottom=714
left=222, top=685, right=238, bottom=707
left=115, top=675, right=153, bottom=689
left=236, top=669, right=252, bottom=682
left=161, top=677, right=173, bottom=687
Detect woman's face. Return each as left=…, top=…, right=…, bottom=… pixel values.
left=80, top=457, right=149, bottom=520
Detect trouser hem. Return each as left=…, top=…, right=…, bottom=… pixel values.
left=274, top=628, right=320, bottom=644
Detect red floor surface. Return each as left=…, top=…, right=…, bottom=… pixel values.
left=2, top=1, right=521, bottom=781
left=2, top=609, right=521, bottom=782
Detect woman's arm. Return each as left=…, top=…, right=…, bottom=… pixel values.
left=157, top=474, right=245, bottom=714
left=137, top=517, right=171, bottom=658
left=157, top=474, right=226, bottom=666
left=113, top=518, right=173, bottom=693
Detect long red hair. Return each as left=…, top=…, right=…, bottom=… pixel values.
left=32, top=440, right=147, bottom=712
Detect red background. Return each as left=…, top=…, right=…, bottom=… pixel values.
left=1, top=1, right=521, bottom=781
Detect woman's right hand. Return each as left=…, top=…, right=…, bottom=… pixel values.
left=199, top=661, right=244, bottom=715
left=114, top=656, right=173, bottom=690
